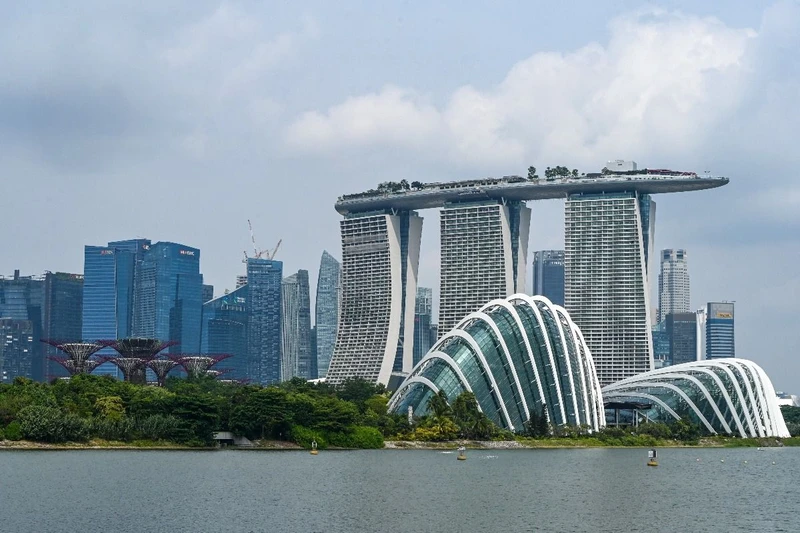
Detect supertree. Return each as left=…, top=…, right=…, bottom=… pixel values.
left=170, top=354, right=232, bottom=379
left=101, top=338, right=179, bottom=384
left=146, top=358, right=179, bottom=387
left=41, top=340, right=105, bottom=376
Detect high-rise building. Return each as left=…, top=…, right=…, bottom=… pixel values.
left=706, top=302, right=735, bottom=359
left=565, top=191, right=656, bottom=386
left=236, top=275, right=247, bottom=289
left=309, top=326, right=317, bottom=379
left=696, top=307, right=707, bottom=360
left=438, top=201, right=530, bottom=336
left=201, top=285, right=248, bottom=380
left=532, top=250, right=565, bottom=306
left=132, top=242, right=203, bottom=353
left=281, top=270, right=312, bottom=381
left=0, top=319, right=35, bottom=383
left=651, top=322, right=670, bottom=368
left=327, top=211, right=422, bottom=386
left=202, top=284, right=214, bottom=303
left=42, top=272, right=83, bottom=379
left=666, top=312, right=697, bottom=366
left=0, top=270, right=44, bottom=381
left=83, top=239, right=151, bottom=378
left=658, top=249, right=690, bottom=323
left=314, top=251, right=340, bottom=379
left=247, top=258, right=283, bottom=385
left=413, top=287, right=434, bottom=365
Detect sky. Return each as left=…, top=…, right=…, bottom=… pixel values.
left=1, top=1, right=798, bottom=392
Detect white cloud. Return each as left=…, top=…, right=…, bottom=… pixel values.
left=284, top=8, right=760, bottom=170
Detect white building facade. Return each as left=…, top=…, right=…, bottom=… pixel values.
left=438, top=201, right=530, bottom=337
left=326, top=211, right=422, bottom=386
left=658, top=249, right=690, bottom=323
left=565, top=192, right=656, bottom=387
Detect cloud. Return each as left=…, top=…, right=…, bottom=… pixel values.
left=284, top=8, right=767, bottom=171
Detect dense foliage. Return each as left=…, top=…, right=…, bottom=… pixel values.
left=781, top=406, right=800, bottom=437
left=0, top=376, right=400, bottom=448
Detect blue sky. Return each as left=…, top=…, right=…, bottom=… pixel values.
left=1, top=1, right=798, bottom=391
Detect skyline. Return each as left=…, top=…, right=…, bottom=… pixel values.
left=1, top=1, right=798, bottom=392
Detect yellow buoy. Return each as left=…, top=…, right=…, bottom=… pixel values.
left=310, top=440, right=319, bottom=455
left=310, top=449, right=318, bottom=455
left=457, top=445, right=467, bottom=461
left=647, top=449, right=658, bottom=467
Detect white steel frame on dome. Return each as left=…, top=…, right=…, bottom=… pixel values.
left=388, top=294, right=605, bottom=432
left=602, top=359, right=790, bottom=438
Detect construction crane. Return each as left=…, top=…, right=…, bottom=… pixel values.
left=242, top=220, right=282, bottom=262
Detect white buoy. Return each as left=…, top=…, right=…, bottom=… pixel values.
left=720, top=459, right=725, bottom=463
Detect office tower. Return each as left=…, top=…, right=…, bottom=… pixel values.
left=202, top=284, right=214, bottom=303
left=696, top=307, right=707, bottom=360
left=309, top=326, right=317, bottom=379
left=281, top=270, right=312, bottom=381
left=235, top=275, right=247, bottom=289
left=327, top=211, right=422, bottom=386
left=132, top=242, right=203, bottom=353
left=666, top=312, right=697, bottom=366
left=83, top=239, right=151, bottom=377
left=438, top=201, right=530, bottom=336
left=0, top=319, right=35, bottom=382
left=413, top=287, right=434, bottom=365
left=201, top=285, right=248, bottom=380
left=706, top=302, right=735, bottom=359
left=658, top=249, right=690, bottom=323
left=532, top=250, right=565, bottom=306
left=314, top=251, right=340, bottom=379
left=42, top=272, right=84, bottom=379
left=247, top=258, right=283, bottom=385
left=0, top=270, right=44, bottom=381
left=565, top=192, right=656, bottom=386
left=651, top=322, right=670, bottom=368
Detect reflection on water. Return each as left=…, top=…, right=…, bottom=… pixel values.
left=1, top=448, right=798, bottom=533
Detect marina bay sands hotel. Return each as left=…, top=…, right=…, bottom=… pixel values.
left=325, top=162, right=728, bottom=387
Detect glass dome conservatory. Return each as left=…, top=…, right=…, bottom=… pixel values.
left=602, top=359, right=790, bottom=438
left=388, top=294, right=605, bottom=432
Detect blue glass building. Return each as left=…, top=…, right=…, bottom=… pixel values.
left=247, top=258, right=283, bottom=385
left=0, top=271, right=43, bottom=381
left=314, top=251, right=340, bottom=379
left=281, top=270, right=312, bottom=381
left=42, top=272, right=84, bottom=379
left=133, top=242, right=203, bottom=353
left=413, top=287, right=434, bottom=366
left=201, top=285, right=248, bottom=380
left=532, top=250, right=565, bottom=306
left=82, top=239, right=151, bottom=377
left=706, top=302, right=735, bottom=359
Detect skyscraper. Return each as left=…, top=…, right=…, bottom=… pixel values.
left=658, top=249, right=690, bottom=324
left=202, top=284, right=214, bottom=303
left=565, top=191, right=656, bottom=386
left=314, top=251, right=340, bottom=379
left=132, top=242, right=203, bottom=353
left=696, top=307, right=707, bottom=360
left=0, top=271, right=44, bottom=381
left=247, top=258, right=283, bottom=385
left=413, top=287, right=434, bottom=365
left=42, top=272, right=83, bottom=379
left=327, top=211, right=422, bottom=385
left=438, top=201, right=530, bottom=336
left=201, top=285, right=248, bottom=380
left=83, top=239, right=151, bottom=377
left=532, top=250, right=565, bottom=306
left=706, top=302, right=735, bottom=359
left=281, top=270, right=312, bottom=381
left=666, top=312, right=698, bottom=366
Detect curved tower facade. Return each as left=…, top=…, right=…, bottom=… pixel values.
left=314, top=251, right=340, bottom=379
left=326, top=211, right=423, bottom=386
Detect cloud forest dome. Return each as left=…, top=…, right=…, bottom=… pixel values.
left=603, top=360, right=790, bottom=438
left=388, top=294, right=605, bottom=432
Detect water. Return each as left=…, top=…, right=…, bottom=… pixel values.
left=1, top=447, right=798, bottom=532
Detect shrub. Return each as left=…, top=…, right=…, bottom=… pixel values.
left=91, top=417, right=135, bottom=441
left=291, top=425, right=327, bottom=449
left=4, top=421, right=22, bottom=441
left=327, top=426, right=384, bottom=449
left=135, top=415, right=180, bottom=441
left=17, top=405, right=90, bottom=443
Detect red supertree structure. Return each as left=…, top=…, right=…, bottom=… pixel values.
left=169, top=354, right=232, bottom=380
left=41, top=340, right=106, bottom=376
left=146, top=358, right=179, bottom=387
left=101, top=338, right=179, bottom=384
